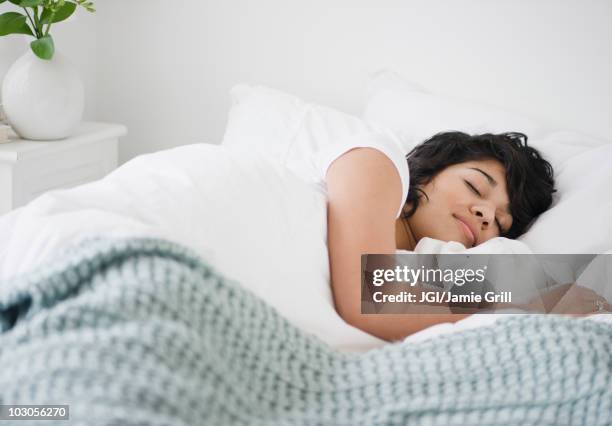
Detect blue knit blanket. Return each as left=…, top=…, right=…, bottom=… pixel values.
left=0, top=237, right=611, bottom=425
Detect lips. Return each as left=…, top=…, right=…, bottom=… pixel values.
left=454, top=215, right=476, bottom=247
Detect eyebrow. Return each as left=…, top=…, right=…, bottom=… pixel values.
left=469, top=167, right=512, bottom=215
left=469, top=167, right=497, bottom=186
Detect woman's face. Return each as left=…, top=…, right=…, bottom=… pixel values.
left=404, top=158, right=514, bottom=248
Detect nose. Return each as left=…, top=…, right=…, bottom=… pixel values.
left=470, top=204, right=495, bottom=230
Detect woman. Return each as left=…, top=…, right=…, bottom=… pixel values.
left=324, top=131, right=610, bottom=342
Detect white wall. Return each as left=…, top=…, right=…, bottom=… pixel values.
left=11, top=0, right=612, bottom=163
left=52, top=11, right=98, bottom=120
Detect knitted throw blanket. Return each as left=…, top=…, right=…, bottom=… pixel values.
left=0, top=238, right=611, bottom=426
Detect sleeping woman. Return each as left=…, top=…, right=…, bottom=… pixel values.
left=324, top=131, right=611, bottom=342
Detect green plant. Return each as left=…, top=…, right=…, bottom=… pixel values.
left=0, top=0, right=95, bottom=60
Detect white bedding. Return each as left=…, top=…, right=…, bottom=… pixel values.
left=0, top=143, right=384, bottom=351
left=0, top=143, right=610, bottom=353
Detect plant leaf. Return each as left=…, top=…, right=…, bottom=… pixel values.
left=41, top=2, right=77, bottom=24
left=30, top=34, right=54, bottom=60
left=0, top=11, right=34, bottom=36
left=19, top=0, right=44, bottom=6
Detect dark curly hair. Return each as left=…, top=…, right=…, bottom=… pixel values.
left=403, top=131, right=555, bottom=239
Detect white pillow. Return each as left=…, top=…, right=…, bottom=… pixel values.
left=222, top=84, right=308, bottom=161
left=222, top=84, right=388, bottom=176
left=222, top=80, right=551, bottom=178
left=364, top=70, right=612, bottom=254
left=364, top=70, right=548, bottom=147
left=519, top=141, right=612, bottom=253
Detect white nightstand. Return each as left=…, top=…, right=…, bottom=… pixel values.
left=0, top=122, right=127, bottom=215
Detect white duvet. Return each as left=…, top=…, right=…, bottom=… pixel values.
left=0, top=143, right=610, bottom=352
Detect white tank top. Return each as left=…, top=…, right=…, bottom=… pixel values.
left=295, top=132, right=411, bottom=219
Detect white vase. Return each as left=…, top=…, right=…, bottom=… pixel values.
left=0, top=36, right=27, bottom=100
left=2, top=50, right=84, bottom=140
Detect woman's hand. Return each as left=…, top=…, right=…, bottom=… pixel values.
left=526, top=283, right=611, bottom=315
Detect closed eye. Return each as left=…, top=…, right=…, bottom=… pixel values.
left=464, top=179, right=505, bottom=234
left=464, top=180, right=481, bottom=196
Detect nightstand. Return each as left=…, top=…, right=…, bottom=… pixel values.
left=0, top=122, right=127, bottom=215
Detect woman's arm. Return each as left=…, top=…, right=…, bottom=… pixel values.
left=326, top=147, right=472, bottom=342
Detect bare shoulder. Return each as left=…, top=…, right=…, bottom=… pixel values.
left=325, top=147, right=402, bottom=220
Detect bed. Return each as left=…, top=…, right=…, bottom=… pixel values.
left=0, top=71, right=611, bottom=424
left=2, top=70, right=612, bottom=347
